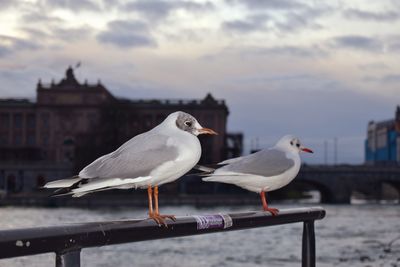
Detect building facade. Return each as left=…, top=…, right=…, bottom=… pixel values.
left=365, top=106, right=400, bottom=164
left=0, top=67, right=242, bottom=193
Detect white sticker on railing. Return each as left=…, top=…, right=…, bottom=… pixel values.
left=193, top=214, right=233, bottom=230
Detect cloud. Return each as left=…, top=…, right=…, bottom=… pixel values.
left=358, top=62, right=388, bottom=70
left=381, top=74, right=400, bottom=83
left=123, top=0, right=214, bottom=22
left=344, top=8, right=400, bottom=22
left=42, top=0, right=101, bottom=12
left=96, top=20, right=156, bottom=48
left=0, top=0, right=14, bottom=11
left=386, top=35, right=400, bottom=51
left=0, top=45, right=11, bottom=58
left=0, top=35, right=41, bottom=57
left=274, top=7, right=327, bottom=32
left=330, top=35, right=383, bottom=52
left=18, top=7, right=93, bottom=44
left=273, top=16, right=317, bottom=33
left=20, top=11, right=64, bottom=25
left=51, top=25, right=93, bottom=42
left=389, top=42, right=400, bottom=51
left=163, top=28, right=210, bottom=43
left=202, top=44, right=328, bottom=60
left=250, top=45, right=328, bottom=58
left=363, top=74, right=400, bottom=84
left=226, top=0, right=306, bottom=10
left=225, top=72, right=340, bottom=91
left=222, top=14, right=269, bottom=34
left=222, top=1, right=328, bottom=34
left=19, top=27, right=50, bottom=40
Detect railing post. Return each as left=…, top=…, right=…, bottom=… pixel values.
left=56, top=250, right=81, bottom=267
left=302, top=220, right=315, bottom=267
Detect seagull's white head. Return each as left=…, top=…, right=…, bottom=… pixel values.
left=171, top=111, right=218, bottom=136
left=275, top=135, right=313, bottom=154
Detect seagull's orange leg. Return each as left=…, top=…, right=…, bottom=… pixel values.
left=154, top=185, right=159, bottom=215
left=147, top=185, right=163, bottom=225
left=148, top=185, right=153, bottom=215
left=154, top=186, right=176, bottom=222
left=260, top=191, right=279, bottom=216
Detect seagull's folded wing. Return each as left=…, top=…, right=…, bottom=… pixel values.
left=79, top=131, right=180, bottom=179
left=219, top=148, right=295, bottom=177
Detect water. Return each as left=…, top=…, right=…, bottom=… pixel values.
left=0, top=204, right=399, bottom=267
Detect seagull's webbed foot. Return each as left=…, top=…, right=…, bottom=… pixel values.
left=263, top=207, right=279, bottom=216
left=158, top=214, right=176, bottom=222
left=148, top=212, right=168, bottom=227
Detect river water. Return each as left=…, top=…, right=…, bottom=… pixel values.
left=0, top=203, right=399, bottom=267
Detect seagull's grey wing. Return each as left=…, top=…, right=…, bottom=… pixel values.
left=220, top=148, right=295, bottom=177
left=218, top=156, right=245, bottom=165
left=79, top=132, right=179, bottom=179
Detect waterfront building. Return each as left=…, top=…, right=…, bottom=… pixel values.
left=365, top=106, right=400, bottom=164
left=0, top=67, right=242, bottom=193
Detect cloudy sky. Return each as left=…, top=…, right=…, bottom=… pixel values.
left=1, top=0, right=400, bottom=164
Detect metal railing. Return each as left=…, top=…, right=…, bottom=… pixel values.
left=0, top=207, right=325, bottom=267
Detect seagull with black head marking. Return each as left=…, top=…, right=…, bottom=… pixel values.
left=45, top=111, right=217, bottom=225
left=198, top=135, right=313, bottom=215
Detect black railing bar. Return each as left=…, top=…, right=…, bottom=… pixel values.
left=0, top=207, right=325, bottom=260
left=56, top=250, right=80, bottom=267
left=54, top=221, right=319, bottom=267
left=302, top=221, right=315, bottom=267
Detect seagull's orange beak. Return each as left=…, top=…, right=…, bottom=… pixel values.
left=198, top=128, right=218, bottom=135
left=301, top=147, right=313, bottom=153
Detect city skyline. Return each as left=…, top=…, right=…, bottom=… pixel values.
left=1, top=0, right=400, bottom=164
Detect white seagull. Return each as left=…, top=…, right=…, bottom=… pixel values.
left=44, top=111, right=217, bottom=225
left=198, top=135, right=313, bottom=215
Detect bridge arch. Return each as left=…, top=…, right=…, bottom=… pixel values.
left=380, top=180, right=400, bottom=202
left=291, top=179, right=337, bottom=204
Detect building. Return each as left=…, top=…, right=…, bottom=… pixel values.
left=0, top=67, right=242, bottom=193
left=365, top=106, right=400, bottom=164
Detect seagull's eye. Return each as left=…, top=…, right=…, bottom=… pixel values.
left=290, top=141, right=294, bottom=145
left=296, top=143, right=300, bottom=147
left=184, top=121, right=192, bottom=127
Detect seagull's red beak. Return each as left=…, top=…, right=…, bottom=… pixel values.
left=198, top=128, right=218, bottom=135
left=301, top=147, right=313, bottom=153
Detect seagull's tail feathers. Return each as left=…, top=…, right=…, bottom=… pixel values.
left=191, top=164, right=216, bottom=176
left=202, top=175, right=234, bottom=182
left=43, top=176, right=82, bottom=189
left=48, top=176, right=152, bottom=197
left=48, top=177, right=90, bottom=197
left=70, top=176, right=151, bottom=197
left=202, top=171, right=247, bottom=183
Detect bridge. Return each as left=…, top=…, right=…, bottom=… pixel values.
left=292, top=165, right=400, bottom=203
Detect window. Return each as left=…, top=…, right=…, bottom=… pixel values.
left=27, top=134, right=36, bottom=146
left=41, top=113, right=50, bottom=129
left=13, top=114, right=23, bottom=129
left=0, top=134, right=7, bottom=145
left=14, top=134, right=22, bottom=145
left=27, top=114, right=36, bottom=129
left=0, top=113, right=10, bottom=130
left=42, top=134, right=49, bottom=146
